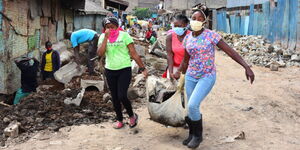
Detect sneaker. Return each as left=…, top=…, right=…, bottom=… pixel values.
left=129, top=113, right=138, bottom=128
left=113, top=121, right=124, bottom=129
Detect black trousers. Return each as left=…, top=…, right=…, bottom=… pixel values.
left=105, top=67, right=134, bottom=121
left=42, top=71, right=54, bottom=80
left=87, top=34, right=99, bottom=74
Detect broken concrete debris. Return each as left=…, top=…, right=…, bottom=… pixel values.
left=219, top=32, right=300, bottom=68
left=270, top=63, right=279, bottom=71
left=64, top=88, right=86, bottom=106
left=103, top=93, right=112, bottom=102
left=54, top=61, right=87, bottom=84
left=80, top=79, right=105, bottom=92
left=4, top=121, right=21, bottom=138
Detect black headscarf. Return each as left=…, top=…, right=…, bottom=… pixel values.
left=102, top=17, right=119, bottom=28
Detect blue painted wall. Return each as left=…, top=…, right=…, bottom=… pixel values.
left=216, top=0, right=299, bottom=50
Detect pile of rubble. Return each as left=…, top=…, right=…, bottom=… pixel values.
left=0, top=78, right=103, bottom=145
left=0, top=72, right=145, bottom=146
left=0, top=34, right=166, bottom=147
left=219, top=32, right=300, bottom=70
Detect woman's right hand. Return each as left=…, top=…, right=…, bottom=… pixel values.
left=142, top=69, right=148, bottom=78
left=173, top=71, right=181, bottom=79
left=105, top=29, right=110, bottom=38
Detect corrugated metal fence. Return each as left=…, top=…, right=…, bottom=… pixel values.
left=216, top=0, right=299, bottom=51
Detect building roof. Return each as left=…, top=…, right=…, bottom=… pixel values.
left=78, top=0, right=110, bottom=15
left=226, top=0, right=277, bottom=8
left=198, top=0, right=227, bottom=9
left=105, top=0, right=129, bottom=10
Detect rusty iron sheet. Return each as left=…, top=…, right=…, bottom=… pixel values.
left=51, top=0, right=60, bottom=22
left=48, top=20, right=57, bottom=43
left=66, top=23, right=73, bottom=32
left=57, top=14, right=65, bottom=41
left=4, top=0, right=29, bottom=35
left=40, top=26, right=49, bottom=46
left=29, top=0, right=38, bottom=19
left=40, top=17, right=49, bottom=26
left=41, top=0, right=51, bottom=17
left=28, top=17, right=41, bottom=36
left=7, top=30, right=28, bottom=59
left=65, top=9, right=73, bottom=24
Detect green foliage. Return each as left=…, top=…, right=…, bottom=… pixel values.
left=133, top=8, right=152, bottom=19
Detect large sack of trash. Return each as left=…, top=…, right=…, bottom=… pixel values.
left=147, top=75, right=187, bottom=127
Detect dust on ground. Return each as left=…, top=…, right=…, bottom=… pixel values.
left=3, top=51, right=299, bottom=150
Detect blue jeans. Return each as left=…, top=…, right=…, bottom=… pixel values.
left=185, top=74, right=216, bottom=121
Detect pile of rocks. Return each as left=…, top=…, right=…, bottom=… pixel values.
left=219, top=32, right=300, bottom=69
left=0, top=74, right=143, bottom=146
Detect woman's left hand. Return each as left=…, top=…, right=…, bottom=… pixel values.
left=142, top=69, right=148, bottom=78
left=245, top=67, right=255, bottom=84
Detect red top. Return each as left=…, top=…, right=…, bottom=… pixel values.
left=146, top=30, right=152, bottom=39
left=171, top=30, right=190, bottom=66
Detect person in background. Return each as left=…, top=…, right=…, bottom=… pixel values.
left=65, top=29, right=99, bottom=75
left=118, top=17, right=122, bottom=27
left=145, top=27, right=157, bottom=41
left=174, top=4, right=255, bottom=148
left=13, top=57, right=39, bottom=105
left=41, top=41, right=60, bottom=80
left=164, top=14, right=190, bottom=79
left=97, top=17, right=148, bottom=129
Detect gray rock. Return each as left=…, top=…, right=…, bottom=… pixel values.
left=276, top=60, right=286, bottom=67
left=153, top=59, right=167, bottom=71
left=283, top=49, right=294, bottom=57
left=267, top=45, right=274, bottom=53
left=128, top=88, right=139, bottom=100
left=242, top=48, right=249, bottom=53
left=133, top=74, right=145, bottom=87
left=291, top=54, right=300, bottom=62
left=103, top=93, right=112, bottom=102
left=135, top=45, right=146, bottom=57
left=3, top=117, right=10, bottom=123
left=270, top=64, right=279, bottom=71
left=152, top=49, right=167, bottom=59
left=4, top=121, right=21, bottom=138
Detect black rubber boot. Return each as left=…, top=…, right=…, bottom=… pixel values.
left=182, top=117, right=193, bottom=145
left=187, top=119, right=203, bottom=148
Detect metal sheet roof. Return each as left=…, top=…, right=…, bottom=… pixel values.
left=226, top=0, right=277, bottom=8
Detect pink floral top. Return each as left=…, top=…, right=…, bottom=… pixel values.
left=183, top=29, right=221, bottom=79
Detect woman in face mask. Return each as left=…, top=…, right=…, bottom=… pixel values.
left=174, top=4, right=255, bottom=149
left=164, top=14, right=190, bottom=79
left=97, top=17, right=148, bottom=129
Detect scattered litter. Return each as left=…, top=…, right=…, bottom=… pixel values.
left=219, top=131, right=246, bottom=143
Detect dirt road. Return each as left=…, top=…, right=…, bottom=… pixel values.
left=4, top=51, right=300, bottom=150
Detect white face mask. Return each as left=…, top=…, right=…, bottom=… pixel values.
left=190, top=20, right=204, bottom=31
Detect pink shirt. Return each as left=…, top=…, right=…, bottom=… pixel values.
left=172, top=31, right=190, bottom=66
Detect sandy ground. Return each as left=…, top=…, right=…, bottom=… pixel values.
left=3, top=51, right=300, bottom=150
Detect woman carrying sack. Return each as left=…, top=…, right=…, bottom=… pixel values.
left=165, top=14, right=190, bottom=79
left=174, top=4, right=255, bottom=148
left=97, top=17, right=148, bottom=129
